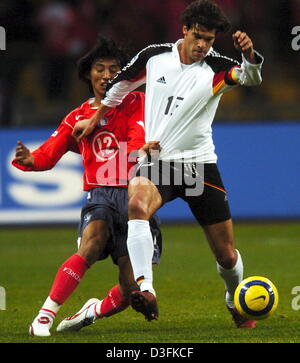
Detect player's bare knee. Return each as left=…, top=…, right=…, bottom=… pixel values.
left=216, top=250, right=237, bottom=269
left=128, top=196, right=149, bottom=220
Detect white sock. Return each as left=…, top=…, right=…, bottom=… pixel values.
left=127, top=219, right=155, bottom=295
left=38, top=296, right=61, bottom=320
left=216, top=249, right=243, bottom=308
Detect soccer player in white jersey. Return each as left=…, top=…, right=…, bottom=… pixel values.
left=72, top=0, right=264, bottom=327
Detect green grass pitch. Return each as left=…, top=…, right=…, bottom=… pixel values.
left=0, top=222, right=299, bottom=343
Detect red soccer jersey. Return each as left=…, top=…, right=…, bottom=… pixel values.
left=12, top=92, right=145, bottom=190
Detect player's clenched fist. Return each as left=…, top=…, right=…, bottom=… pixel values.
left=72, top=104, right=111, bottom=142
left=72, top=119, right=95, bottom=142
left=15, top=141, right=34, bottom=167
left=139, top=141, right=161, bottom=157
left=233, top=30, right=256, bottom=63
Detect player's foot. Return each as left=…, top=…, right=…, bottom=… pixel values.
left=56, top=298, right=100, bottom=332
left=130, top=290, right=159, bottom=322
left=227, top=306, right=257, bottom=328
left=29, top=314, right=53, bottom=337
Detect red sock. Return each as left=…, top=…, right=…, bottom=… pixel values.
left=99, top=285, right=129, bottom=318
left=49, top=254, right=89, bottom=305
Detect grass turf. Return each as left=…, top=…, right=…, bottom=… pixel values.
left=0, top=222, right=299, bottom=343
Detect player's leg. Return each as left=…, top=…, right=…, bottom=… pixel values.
left=202, top=219, right=242, bottom=305
left=186, top=163, right=242, bottom=302
left=77, top=219, right=110, bottom=265
left=202, top=220, right=256, bottom=328
left=128, top=159, right=174, bottom=321
left=186, top=163, right=255, bottom=327
left=126, top=174, right=164, bottom=321
left=57, top=186, right=143, bottom=331
left=56, top=214, right=163, bottom=330
left=29, top=220, right=109, bottom=336
left=56, top=256, right=134, bottom=332
left=83, top=255, right=137, bottom=320
left=127, top=176, right=162, bottom=295
left=118, top=255, right=138, bottom=303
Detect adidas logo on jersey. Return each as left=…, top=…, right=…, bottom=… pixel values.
left=157, top=76, right=166, bottom=84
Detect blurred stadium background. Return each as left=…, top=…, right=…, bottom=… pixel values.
left=0, top=0, right=300, bottom=224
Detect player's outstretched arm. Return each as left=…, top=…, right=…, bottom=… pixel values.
left=229, top=30, right=264, bottom=88
left=72, top=104, right=112, bottom=142
left=15, top=141, right=34, bottom=167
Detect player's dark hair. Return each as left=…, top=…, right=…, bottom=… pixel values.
left=77, top=37, right=130, bottom=92
left=181, top=0, right=231, bottom=33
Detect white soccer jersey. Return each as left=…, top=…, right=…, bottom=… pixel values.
left=102, top=39, right=264, bottom=163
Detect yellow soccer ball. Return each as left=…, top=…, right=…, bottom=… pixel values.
left=234, top=276, right=279, bottom=320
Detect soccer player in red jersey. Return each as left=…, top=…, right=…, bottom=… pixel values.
left=12, top=37, right=161, bottom=336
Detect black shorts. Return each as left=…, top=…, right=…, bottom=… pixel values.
left=78, top=187, right=162, bottom=265
left=136, top=160, right=231, bottom=226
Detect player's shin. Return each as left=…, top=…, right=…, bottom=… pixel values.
left=216, top=249, right=243, bottom=308
left=30, top=254, right=90, bottom=336
left=95, top=285, right=129, bottom=318
left=127, top=219, right=155, bottom=295
left=49, top=254, right=90, bottom=305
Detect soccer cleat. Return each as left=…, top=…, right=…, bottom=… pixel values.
left=29, top=315, right=53, bottom=337
left=56, top=298, right=100, bottom=332
left=130, top=290, right=159, bottom=322
left=227, top=306, right=257, bottom=328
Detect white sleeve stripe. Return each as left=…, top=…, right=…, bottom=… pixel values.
left=64, top=120, right=74, bottom=130
left=209, top=50, right=241, bottom=66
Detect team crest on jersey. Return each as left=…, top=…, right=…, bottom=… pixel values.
left=99, top=117, right=109, bottom=127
